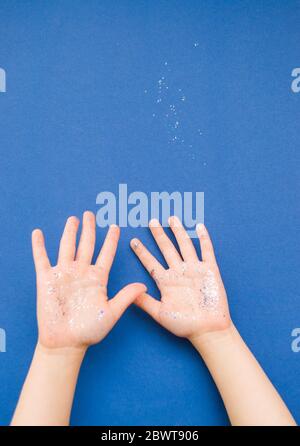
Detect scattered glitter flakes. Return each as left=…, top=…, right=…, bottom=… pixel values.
left=160, top=310, right=197, bottom=321
left=194, top=42, right=199, bottom=47
left=181, top=263, right=187, bottom=274
left=200, top=270, right=220, bottom=312
left=147, top=56, right=205, bottom=149
left=47, top=286, right=56, bottom=295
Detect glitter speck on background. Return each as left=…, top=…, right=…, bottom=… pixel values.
left=144, top=42, right=206, bottom=163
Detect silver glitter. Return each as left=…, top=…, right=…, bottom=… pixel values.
left=160, top=310, right=197, bottom=321
left=47, top=286, right=56, bottom=295
left=97, top=309, right=105, bottom=320
left=200, top=270, right=220, bottom=312
left=132, top=240, right=139, bottom=249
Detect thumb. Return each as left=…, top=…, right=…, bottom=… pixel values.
left=109, top=283, right=147, bottom=320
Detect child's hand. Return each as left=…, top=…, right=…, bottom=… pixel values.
left=32, top=212, right=146, bottom=350
left=130, top=217, right=231, bottom=341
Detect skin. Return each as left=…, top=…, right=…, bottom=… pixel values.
left=11, top=214, right=296, bottom=426
left=11, top=211, right=146, bottom=426
left=131, top=217, right=230, bottom=338
left=35, top=214, right=145, bottom=349
left=130, top=216, right=296, bottom=426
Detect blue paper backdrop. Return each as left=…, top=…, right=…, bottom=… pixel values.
left=0, top=0, right=299, bottom=426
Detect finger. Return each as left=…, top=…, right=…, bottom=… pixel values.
left=130, top=238, right=165, bottom=278
left=149, top=219, right=182, bottom=267
left=109, top=283, right=147, bottom=320
left=76, top=211, right=96, bottom=264
left=196, top=223, right=217, bottom=264
left=134, top=293, right=161, bottom=324
left=32, top=229, right=51, bottom=272
left=95, top=224, right=120, bottom=283
left=168, top=216, right=198, bottom=262
left=57, top=216, right=80, bottom=264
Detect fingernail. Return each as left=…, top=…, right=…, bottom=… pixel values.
left=131, top=238, right=139, bottom=249
left=196, top=223, right=205, bottom=234
left=149, top=218, right=160, bottom=227
left=68, top=216, right=79, bottom=223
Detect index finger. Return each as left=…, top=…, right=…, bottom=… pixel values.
left=130, top=238, right=165, bottom=279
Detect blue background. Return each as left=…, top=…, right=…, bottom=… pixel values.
left=0, top=0, right=299, bottom=426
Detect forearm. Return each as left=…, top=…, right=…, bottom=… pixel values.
left=11, top=343, right=86, bottom=426
left=190, top=324, right=296, bottom=426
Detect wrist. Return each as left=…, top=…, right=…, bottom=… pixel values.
left=35, top=342, right=87, bottom=367
left=189, top=322, right=239, bottom=355
left=11, top=342, right=86, bottom=426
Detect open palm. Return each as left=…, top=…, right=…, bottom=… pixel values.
left=32, top=212, right=145, bottom=349
left=131, top=217, right=230, bottom=339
